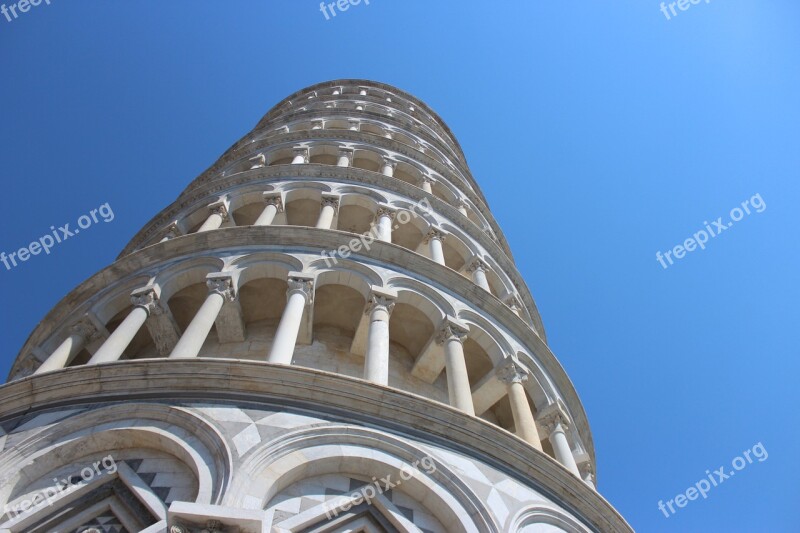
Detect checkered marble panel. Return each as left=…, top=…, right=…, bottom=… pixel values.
left=266, top=473, right=444, bottom=533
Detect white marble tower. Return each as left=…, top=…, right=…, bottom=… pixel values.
left=0, top=80, right=632, bottom=532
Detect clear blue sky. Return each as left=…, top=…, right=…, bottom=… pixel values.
left=1, top=1, right=797, bottom=531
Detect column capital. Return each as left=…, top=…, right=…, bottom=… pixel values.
left=311, top=119, right=324, bottom=130
left=366, top=286, right=398, bottom=316
left=292, top=146, right=309, bottom=162
left=287, top=272, right=315, bottom=305
left=130, top=285, right=164, bottom=316
left=436, top=317, right=469, bottom=345
left=248, top=153, right=266, bottom=168
left=579, top=461, right=595, bottom=480
left=537, top=400, right=573, bottom=434
left=496, top=359, right=530, bottom=385
left=163, top=221, right=181, bottom=240
left=321, top=194, right=340, bottom=211
left=381, top=156, right=398, bottom=169
left=69, top=316, right=101, bottom=342
left=466, top=256, right=488, bottom=274
left=375, top=204, right=397, bottom=220
left=422, top=176, right=437, bottom=185
left=208, top=200, right=229, bottom=222
left=348, top=119, right=361, bottom=131
left=504, top=293, right=523, bottom=313
left=262, top=192, right=284, bottom=212
left=424, top=227, right=446, bottom=244
left=206, top=273, right=237, bottom=302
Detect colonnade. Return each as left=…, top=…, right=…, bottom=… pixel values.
left=32, top=272, right=585, bottom=480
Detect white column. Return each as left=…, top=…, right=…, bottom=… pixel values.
left=375, top=206, right=396, bottom=243
left=197, top=202, right=229, bottom=233
left=316, top=195, right=340, bottom=229
left=291, top=147, right=309, bottom=164
left=255, top=193, right=283, bottom=226
left=426, top=228, right=446, bottom=266
left=380, top=158, right=397, bottom=177
left=337, top=148, right=354, bottom=167
left=497, top=361, right=543, bottom=451
left=539, top=404, right=581, bottom=476
left=169, top=275, right=235, bottom=359
left=466, top=257, right=492, bottom=292
left=311, top=120, right=324, bottom=130
left=159, top=222, right=181, bottom=243
left=88, top=286, right=161, bottom=365
left=267, top=275, right=314, bottom=365
left=363, top=289, right=396, bottom=385
left=349, top=120, right=360, bottom=131
left=35, top=319, right=99, bottom=374
left=457, top=201, right=469, bottom=216
left=422, top=177, right=434, bottom=194
left=437, top=319, right=474, bottom=414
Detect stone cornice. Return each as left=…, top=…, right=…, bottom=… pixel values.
left=118, top=165, right=526, bottom=320
left=11, top=228, right=583, bottom=453
left=0, top=360, right=631, bottom=533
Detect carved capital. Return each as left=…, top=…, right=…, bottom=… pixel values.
left=466, top=256, right=488, bottom=274
left=163, top=221, right=181, bottom=240
left=537, top=401, right=572, bottom=435
left=292, top=147, right=309, bottom=162
left=206, top=274, right=237, bottom=302
left=381, top=157, right=398, bottom=170
left=70, top=317, right=101, bottom=342
left=496, top=359, right=530, bottom=385
left=375, top=204, right=397, bottom=220
left=366, top=287, right=397, bottom=316
left=436, top=318, right=469, bottom=345
left=208, top=201, right=229, bottom=223
left=130, top=285, right=163, bottom=316
left=424, top=227, right=446, bottom=244
left=248, top=153, right=266, bottom=169
left=262, top=192, right=284, bottom=212
left=321, top=194, right=340, bottom=210
left=287, top=273, right=314, bottom=305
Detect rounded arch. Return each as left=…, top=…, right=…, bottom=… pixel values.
left=229, top=425, right=495, bottom=532
left=511, top=506, right=591, bottom=533
left=155, top=256, right=226, bottom=304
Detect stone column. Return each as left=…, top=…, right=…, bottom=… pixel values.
left=538, top=403, right=581, bottom=476
left=425, top=228, right=446, bottom=266
left=466, top=257, right=492, bottom=292
left=316, top=195, right=340, bottom=230
left=88, top=286, right=161, bottom=365
left=254, top=193, right=283, bottom=226
left=363, top=289, right=396, bottom=386
left=437, top=319, right=474, bottom=415
left=422, top=177, right=435, bottom=194
left=291, top=147, right=309, bottom=164
left=159, top=222, right=181, bottom=243
left=35, top=319, right=99, bottom=374
left=497, top=361, right=543, bottom=451
left=311, top=120, right=324, bottom=130
left=349, top=119, right=360, bottom=131
left=197, top=201, right=229, bottom=233
left=380, top=158, right=397, bottom=177
left=375, top=205, right=396, bottom=243
left=169, top=274, right=236, bottom=359
left=337, top=148, right=354, bottom=167
left=267, top=274, right=314, bottom=365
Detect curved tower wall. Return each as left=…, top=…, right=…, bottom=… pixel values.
left=0, top=80, right=632, bottom=533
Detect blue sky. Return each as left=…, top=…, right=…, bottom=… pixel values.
left=1, top=1, right=798, bottom=531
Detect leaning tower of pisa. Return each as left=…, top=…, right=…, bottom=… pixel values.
left=0, top=80, right=632, bottom=532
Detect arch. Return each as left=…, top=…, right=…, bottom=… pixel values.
left=511, top=506, right=591, bottom=533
